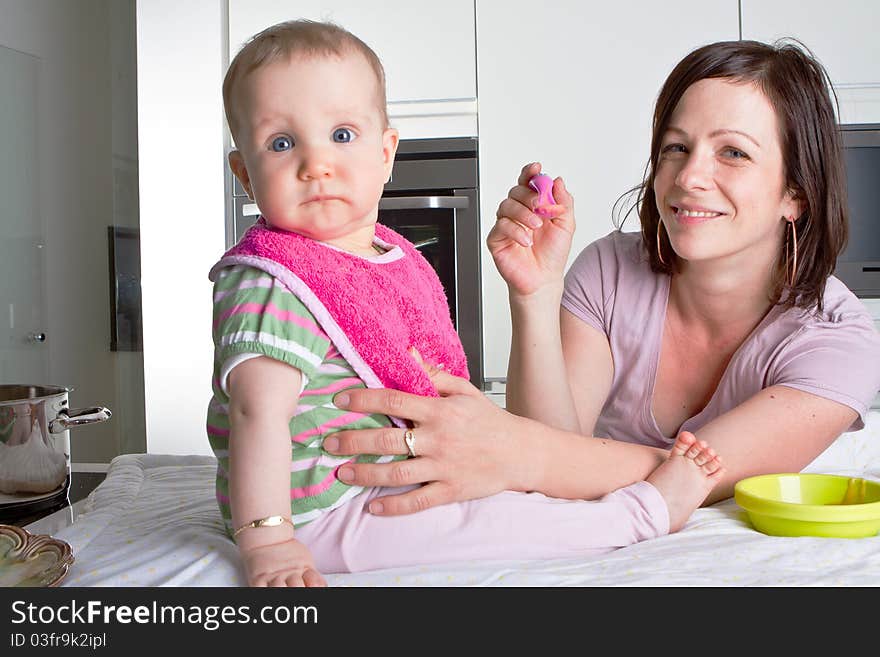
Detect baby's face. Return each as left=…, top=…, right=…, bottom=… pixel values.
left=230, top=52, right=398, bottom=249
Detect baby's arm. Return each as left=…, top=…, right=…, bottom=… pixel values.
left=227, top=355, right=326, bottom=587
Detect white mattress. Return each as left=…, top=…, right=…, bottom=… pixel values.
left=46, top=412, right=880, bottom=586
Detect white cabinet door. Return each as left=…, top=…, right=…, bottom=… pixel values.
left=742, top=1, right=880, bottom=86
left=228, top=0, right=476, bottom=103
left=741, top=1, right=880, bottom=125
left=475, top=1, right=739, bottom=380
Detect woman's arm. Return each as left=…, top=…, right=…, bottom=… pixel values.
left=488, top=163, right=582, bottom=431
left=690, top=384, right=857, bottom=504
left=326, top=367, right=858, bottom=514
left=559, top=308, right=615, bottom=435
left=507, top=301, right=615, bottom=435
left=505, top=287, right=577, bottom=429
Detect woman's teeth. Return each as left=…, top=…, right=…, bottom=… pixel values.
left=675, top=208, right=720, bottom=218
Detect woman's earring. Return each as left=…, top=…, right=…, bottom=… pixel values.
left=787, top=216, right=798, bottom=288
left=656, top=221, right=667, bottom=266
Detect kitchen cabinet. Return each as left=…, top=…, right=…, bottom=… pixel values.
left=474, top=1, right=740, bottom=380
left=741, top=1, right=880, bottom=125
left=228, top=0, right=478, bottom=138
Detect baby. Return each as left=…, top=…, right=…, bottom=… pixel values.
left=207, top=19, right=724, bottom=587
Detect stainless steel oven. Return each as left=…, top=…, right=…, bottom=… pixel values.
left=379, top=137, right=483, bottom=388
left=227, top=136, right=484, bottom=389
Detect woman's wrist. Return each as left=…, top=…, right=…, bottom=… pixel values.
left=509, top=283, right=565, bottom=345
left=508, top=281, right=565, bottom=313
left=500, top=414, right=544, bottom=493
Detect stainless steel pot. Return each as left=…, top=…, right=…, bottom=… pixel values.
left=0, top=385, right=111, bottom=516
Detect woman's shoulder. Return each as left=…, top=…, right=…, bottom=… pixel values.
left=563, top=229, right=663, bottom=329
left=790, top=276, right=877, bottom=329
left=818, top=276, right=876, bottom=320
left=760, top=277, right=880, bottom=427
left=570, top=229, right=650, bottom=277
left=587, top=229, right=644, bottom=255
left=768, top=276, right=880, bottom=359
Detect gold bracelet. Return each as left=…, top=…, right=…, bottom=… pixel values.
left=232, top=515, right=293, bottom=538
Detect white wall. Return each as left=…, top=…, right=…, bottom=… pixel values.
left=0, top=0, right=145, bottom=463
left=475, top=1, right=740, bottom=379
left=136, top=0, right=225, bottom=455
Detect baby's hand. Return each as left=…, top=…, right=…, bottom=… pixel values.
left=241, top=537, right=327, bottom=587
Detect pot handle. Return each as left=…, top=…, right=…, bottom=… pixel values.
left=49, top=406, right=112, bottom=433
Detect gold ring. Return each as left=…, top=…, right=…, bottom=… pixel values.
left=403, top=429, right=416, bottom=457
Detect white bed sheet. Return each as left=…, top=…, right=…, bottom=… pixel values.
left=48, top=412, right=880, bottom=587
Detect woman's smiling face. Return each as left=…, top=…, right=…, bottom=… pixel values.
left=653, top=77, right=802, bottom=269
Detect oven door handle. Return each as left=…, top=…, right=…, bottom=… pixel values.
left=378, top=196, right=469, bottom=210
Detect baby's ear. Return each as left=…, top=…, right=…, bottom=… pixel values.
left=382, top=127, right=399, bottom=177
left=228, top=150, right=253, bottom=199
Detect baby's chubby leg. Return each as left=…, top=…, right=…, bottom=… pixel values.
left=294, top=480, right=670, bottom=574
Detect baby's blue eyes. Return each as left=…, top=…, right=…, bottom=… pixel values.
left=269, top=129, right=355, bottom=151
left=271, top=136, right=292, bottom=152
left=333, top=128, right=355, bottom=143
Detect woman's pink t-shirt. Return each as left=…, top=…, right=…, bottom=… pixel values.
left=561, top=230, right=880, bottom=447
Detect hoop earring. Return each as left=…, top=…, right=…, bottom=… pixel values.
left=656, top=221, right=667, bottom=266
left=786, top=217, right=798, bottom=288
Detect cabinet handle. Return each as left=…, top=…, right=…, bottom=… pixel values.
left=412, top=237, right=440, bottom=250
left=240, top=202, right=260, bottom=217
left=379, top=196, right=469, bottom=210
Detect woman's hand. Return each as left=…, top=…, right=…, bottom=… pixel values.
left=324, top=368, right=532, bottom=516
left=487, top=162, right=576, bottom=298
left=241, top=537, right=327, bottom=587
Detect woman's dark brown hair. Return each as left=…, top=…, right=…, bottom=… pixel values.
left=618, top=39, right=847, bottom=311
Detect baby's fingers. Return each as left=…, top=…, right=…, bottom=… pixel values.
left=267, top=573, right=290, bottom=587
left=302, top=568, right=327, bottom=587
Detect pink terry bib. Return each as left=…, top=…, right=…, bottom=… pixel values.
left=209, top=219, right=468, bottom=426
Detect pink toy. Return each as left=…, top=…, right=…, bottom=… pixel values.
left=528, top=173, right=557, bottom=218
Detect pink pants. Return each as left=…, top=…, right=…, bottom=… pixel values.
left=294, top=481, right=669, bottom=574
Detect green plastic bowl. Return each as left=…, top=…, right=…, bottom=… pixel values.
left=734, top=473, right=880, bottom=538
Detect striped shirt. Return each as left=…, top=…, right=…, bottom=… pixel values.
left=206, top=265, right=403, bottom=534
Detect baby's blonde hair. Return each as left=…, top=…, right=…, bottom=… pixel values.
left=223, top=19, right=389, bottom=145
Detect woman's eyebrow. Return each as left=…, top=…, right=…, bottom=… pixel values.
left=665, top=125, right=761, bottom=148
left=710, top=128, right=761, bottom=148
